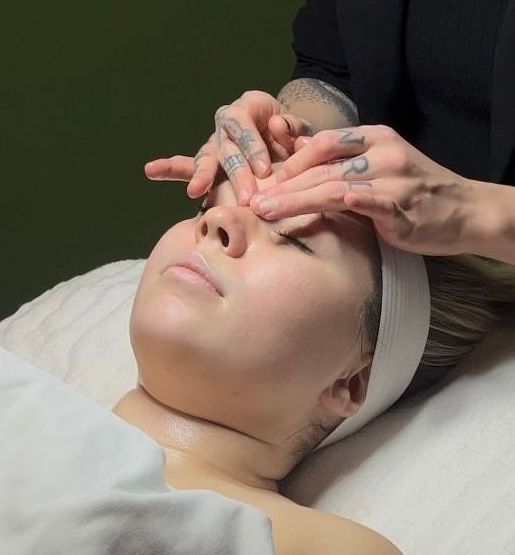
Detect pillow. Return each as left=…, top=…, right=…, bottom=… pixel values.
left=2, top=261, right=515, bottom=554
left=0, top=260, right=144, bottom=408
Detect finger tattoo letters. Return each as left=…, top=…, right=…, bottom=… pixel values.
left=343, top=155, right=369, bottom=178
left=215, top=108, right=266, bottom=162
left=338, top=129, right=365, bottom=145
left=222, top=153, right=247, bottom=176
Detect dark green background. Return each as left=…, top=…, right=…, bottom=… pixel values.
left=2, top=1, right=303, bottom=319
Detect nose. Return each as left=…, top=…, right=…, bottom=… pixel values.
left=195, top=205, right=255, bottom=257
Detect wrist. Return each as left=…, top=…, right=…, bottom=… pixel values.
left=464, top=179, right=513, bottom=259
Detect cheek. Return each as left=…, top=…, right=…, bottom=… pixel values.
left=233, top=260, right=357, bottom=383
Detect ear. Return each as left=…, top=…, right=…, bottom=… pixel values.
left=319, top=357, right=372, bottom=418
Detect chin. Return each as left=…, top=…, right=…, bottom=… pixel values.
left=130, top=278, right=203, bottom=339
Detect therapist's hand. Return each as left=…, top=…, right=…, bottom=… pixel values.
left=250, top=124, right=486, bottom=256
left=144, top=90, right=311, bottom=205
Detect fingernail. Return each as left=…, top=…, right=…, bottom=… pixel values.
left=256, top=160, right=269, bottom=177
left=252, top=194, right=265, bottom=204
left=188, top=182, right=205, bottom=198
left=256, top=196, right=277, bottom=213
left=144, top=161, right=156, bottom=175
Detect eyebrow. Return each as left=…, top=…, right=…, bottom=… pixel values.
left=290, top=212, right=348, bottom=238
left=291, top=212, right=374, bottom=258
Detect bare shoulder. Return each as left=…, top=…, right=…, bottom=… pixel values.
left=292, top=506, right=403, bottom=555
left=230, top=489, right=403, bottom=555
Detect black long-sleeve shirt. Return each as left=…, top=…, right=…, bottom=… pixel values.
left=291, top=0, right=512, bottom=184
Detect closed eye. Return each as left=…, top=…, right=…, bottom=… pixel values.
left=275, top=230, right=313, bottom=254
left=194, top=201, right=314, bottom=255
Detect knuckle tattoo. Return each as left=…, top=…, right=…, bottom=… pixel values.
left=343, top=155, right=369, bottom=178
left=238, top=130, right=255, bottom=156
left=221, top=116, right=259, bottom=159
left=222, top=153, right=246, bottom=176
left=223, top=117, right=242, bottom=137
left=338, top=129, right=366, bottom=145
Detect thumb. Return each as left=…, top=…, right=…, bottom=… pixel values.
left=268, top=114, right=311, bottom=155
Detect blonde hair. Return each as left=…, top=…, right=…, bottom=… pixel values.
left=399, top=255, right=515, bottom=398
left=289, top=252, right=515, bottom=459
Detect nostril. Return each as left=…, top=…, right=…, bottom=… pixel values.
left=218, top=228, right=229, bottom=247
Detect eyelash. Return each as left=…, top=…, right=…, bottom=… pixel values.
left=275, top=230, right=313, bottom=254
left=194, top=202, right=313, bottom=254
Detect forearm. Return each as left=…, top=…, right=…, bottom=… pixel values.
left=468, top=180, right=515, bottom=265
left=277, top=78, right=359, bottom=135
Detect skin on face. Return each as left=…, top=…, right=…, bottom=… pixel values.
left=128, top=164, right=377, bottom=455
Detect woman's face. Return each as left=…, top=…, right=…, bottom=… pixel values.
left=130, top=167, right=377, bottom=446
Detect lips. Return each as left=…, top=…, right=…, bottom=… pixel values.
left=164, top=252, right=223, bottom=296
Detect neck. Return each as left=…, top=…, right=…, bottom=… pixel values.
left=111, top=385, right=301, bottom=493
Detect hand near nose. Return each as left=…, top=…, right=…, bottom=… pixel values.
left=249, top=124, right=490, bottom=256
left=144, top=90, right=312, bottom=206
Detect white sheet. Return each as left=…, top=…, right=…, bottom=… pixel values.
left=0, top=345, right=276, bottom=555
left=282, top=319, right=515, bottom=554
left=2, top=260, right=515, bottom=554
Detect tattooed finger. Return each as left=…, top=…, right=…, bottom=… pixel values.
left=342, top=155, right=370, bottom=178
left=222, top=153, right=247, bottom=177
left=217, top=127, right=257, bottom=203
left=214, top=105, right=271, bottom=176
left=338, top=129, right=366, bottom=145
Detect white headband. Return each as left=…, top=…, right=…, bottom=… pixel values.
left=313, top=236, right=431, bottom=451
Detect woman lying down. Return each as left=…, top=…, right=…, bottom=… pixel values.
left=112, top=162, right=515, bottom=555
